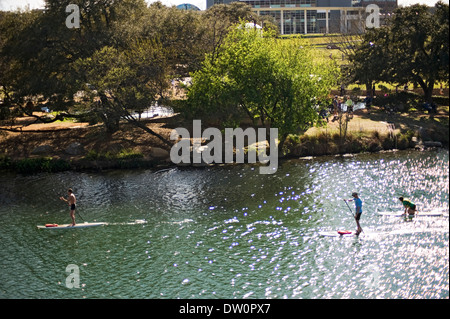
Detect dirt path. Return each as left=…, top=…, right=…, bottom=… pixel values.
left=0, top=116, right=172, bottom=160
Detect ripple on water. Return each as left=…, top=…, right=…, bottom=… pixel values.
left=0, top=149, right=448, bottom=298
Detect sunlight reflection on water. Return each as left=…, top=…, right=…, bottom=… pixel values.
left=0, top=149, right=448, bottom=298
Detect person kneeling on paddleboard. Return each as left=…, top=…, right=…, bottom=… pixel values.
left=398, top=197, right=416, bottom=216
left=344, top=192, right=363, bottom=235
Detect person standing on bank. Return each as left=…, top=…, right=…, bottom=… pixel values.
left=345, top=192, right=363, bottom=235
left=60, top=188, right=77, bottom=226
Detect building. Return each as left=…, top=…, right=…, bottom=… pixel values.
left=176, top=3, right=202, bottom=10
left=206, top=0, right=397, bottom=34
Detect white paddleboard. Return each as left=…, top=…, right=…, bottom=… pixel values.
left=37, top=222, right=107, bottom=229
left=377, top=209, right=444, bottom=217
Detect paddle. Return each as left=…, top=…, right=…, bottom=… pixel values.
left=343, top=199, right=354, bottom=216
left=76, top=210, right=85, bottom=222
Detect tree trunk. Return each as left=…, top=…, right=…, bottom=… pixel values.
left=365, top=81, right=373, bottom=98
left=416, top=77, right=435, bottom=103
left=99, top=111, right=120, bottom=134
left=424, top=81, right=435, bottom=104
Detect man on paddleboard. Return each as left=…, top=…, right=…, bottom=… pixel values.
left=344, top=192, right=363, bottom=235
left=60, top=188, right=77, bottom=226
left=398, top=197, right=416, bottom=216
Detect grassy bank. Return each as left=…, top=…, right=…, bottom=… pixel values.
left=284, top=104, right=449, bottom=157
left=0, top=103, right=448, bottom=174
left=0, top=151, right=164, bottom=174
left=285, top=129, right=417, bottom=157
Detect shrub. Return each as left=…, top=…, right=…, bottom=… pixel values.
left=371, top=130, right=381, bottom=141
left=396, top=131, right=415, bottom=150
left=382, top=136, right=396, bottom=150
left=0, top=155, right=11, bottom=169
left=117, top=149, right=144, bottom=160
left=13, top=157, right=70, bottom=174
left=84, top=149, right=143, bottom=161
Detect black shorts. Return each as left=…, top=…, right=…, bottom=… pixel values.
left=355, top=213, right=362, bottom=221
left=410, top=205, right=416, bottom=211
left=70, top=204, right=76, bottom=211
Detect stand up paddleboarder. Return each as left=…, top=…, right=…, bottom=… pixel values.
left=344, top=192, right=363, bottom=235
left=60, top=188, right=77, bottom=226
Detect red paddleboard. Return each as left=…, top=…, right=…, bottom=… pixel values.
left=319, top=230, right=358, bottom=237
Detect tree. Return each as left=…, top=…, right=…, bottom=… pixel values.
left=203, top=2, right=259, bottom=64
left=74, top=40, right=171, bottom=142
left=0, top=1, right=277, bottom=143
left=0, top=0, right=149, bottom=105
left=185, top=25, right=337, bottom=150
left=387, top=2, right=448, bottom=102
left=0, top=0, right=171, bottom=138
left=142, top=2, right=206, bottom=77
left=0, top=11, right=38, bottom=120
left=347, top=27, right=390, bottom=97
left=349, top=2, right=449, bottom=103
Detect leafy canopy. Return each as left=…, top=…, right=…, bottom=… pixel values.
left=185, top=25, right=338, bottom=147
left=349, top=1, right=449, bottom=102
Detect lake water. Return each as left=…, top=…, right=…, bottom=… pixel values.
left=0, top=149, right=448, bottom=299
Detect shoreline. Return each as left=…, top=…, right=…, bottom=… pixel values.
left=1, top=106, right=448, bottom=174
left=1, top=141, right=447, bottom=175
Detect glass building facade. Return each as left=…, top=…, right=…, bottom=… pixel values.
left=210, top=0, right=317, bottom=6
left=256, top=8, right=318, bottom=34
left=207, top=0, right=397, bottom=34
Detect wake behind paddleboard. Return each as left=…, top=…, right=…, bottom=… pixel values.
left=37, top=222, right=107, bottom=229
left=319, top=230, right=358, bottom=237
left=377, top=209, right=444, bottom=217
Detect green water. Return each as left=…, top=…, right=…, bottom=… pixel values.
left=0, top=149, right=448, bottom=299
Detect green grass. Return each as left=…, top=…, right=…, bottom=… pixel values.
left=84, top=149, right=144, bottom=161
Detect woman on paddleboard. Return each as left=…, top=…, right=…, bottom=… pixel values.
left=398, top=197, right=416, bottom=216
left=344, top=192, right=363, bottom=235
left=60, top=188, right=77, bottom=226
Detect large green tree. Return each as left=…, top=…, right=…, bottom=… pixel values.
left=0, top=10, right=42, bottom=119
left=387, top=2, right=448, bottom=102
left=185, top=25, right=337, bottom=150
